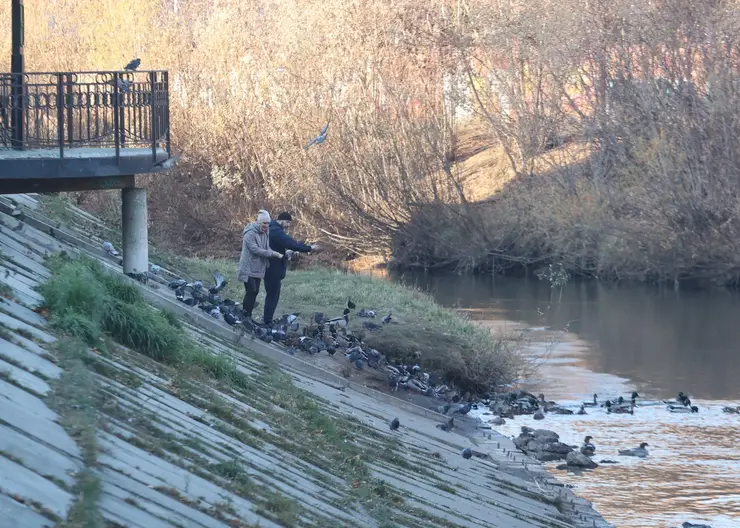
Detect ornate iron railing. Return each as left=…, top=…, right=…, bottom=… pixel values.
left=0, top=70, right=170, bottom=161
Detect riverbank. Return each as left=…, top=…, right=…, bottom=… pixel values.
left=0, top=192, right=615, bottom=527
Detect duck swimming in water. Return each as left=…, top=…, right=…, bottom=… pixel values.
left=663, top=392, right=690, bottom=406
left=605, top=400, right=635, bottom=415
left=722, top=406, right=739, bottom=414
left=577, top=404, right=587, bottom=415
left=667, top=404, right=699, bottom=413
left=580, top=436, right=596, bottom=457
left=618, top=442, right=649, bottom=457
left=583, top=393, right=599, bottom=407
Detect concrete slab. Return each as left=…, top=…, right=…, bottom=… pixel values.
left=0, top=396, right=81, bottom=460
left=0, top=425, right=80, bottom=488
left=0, top=362, right=51, bottom=396
left=0, top=337, right=61, bottom=378
left=0, top=316, right=57, bottom=345
left=0, top=298, right=48, bottom=328
left=0, top=457, right=74, bottom=519
left=0, top=493, right=55, bottom=528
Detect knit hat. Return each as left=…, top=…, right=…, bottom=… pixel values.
left=277, top=212, right=292, bottom=221
left=256, top=209, right=271, bottom=223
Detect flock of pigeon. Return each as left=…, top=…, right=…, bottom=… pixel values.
left=164, top=270, right=488, bottom=457
left=164, top=270, right=449, bottom=392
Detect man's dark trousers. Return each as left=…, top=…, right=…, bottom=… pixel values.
left=263, top=273, right=282, bottom=325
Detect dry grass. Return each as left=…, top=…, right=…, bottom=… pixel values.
left=177, top=257, right=523, bottom=392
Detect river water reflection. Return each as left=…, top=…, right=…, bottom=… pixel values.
left=390, top=272, right=740, bottom=528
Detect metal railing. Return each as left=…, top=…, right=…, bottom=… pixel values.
left=0, top=70, right=171, bottom=162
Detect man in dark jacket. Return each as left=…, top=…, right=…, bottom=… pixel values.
left=263, top=212, right=319, bottom=325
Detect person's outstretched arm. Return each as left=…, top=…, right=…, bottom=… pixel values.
left=271, top=227, right=313, bottom=253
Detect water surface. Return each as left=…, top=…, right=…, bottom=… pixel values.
left=391, top=272, right=740, bottom=528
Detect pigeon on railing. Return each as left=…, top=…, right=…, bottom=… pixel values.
left=124, top=58, right=141, bottom=71
left=304, top=123, right=329, bottom=149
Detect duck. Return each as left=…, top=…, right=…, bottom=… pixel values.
left=538, top=394, right=573, bottom=414
left=618, top=442, right=649, bottom=457
left=577, top=404, right=587, bottom=415
left=583, top=393, right=599, bottom=407
left=663, top=392, right=690, bottom=406
left=722, top=406, right=739, bottom=414
left=605, top=400, right=635, bottom=415
left=580, top=436, right=596, bottom=457
left=667, top=404, right=699, bottom=413
left=605, top=391, right=639, bottom=408
left=548, top=406, right=574, bottom=415
left=538, top=394, right=557, bottom=407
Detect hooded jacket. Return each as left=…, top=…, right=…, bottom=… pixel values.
left=237, top=222, right=273, bottom=281
left=265, top=220, right=312, bottom=281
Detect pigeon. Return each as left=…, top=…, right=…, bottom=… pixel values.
left=209, top=271, right=227, bottom=294
left=389, top=418, right=400, bottom=431
left=327, top=347, right=337, bottom=355
left=124, top=58, right=141, bottom=71
left=102, top=241, right=120, bottom=256
left=357, top=309, right=376, bottom=318
left=354, top=359, right=364, bottom=370
left=347, top=298, right=356, bottom=310
left=314, top=312, right=325, bottom=325
left=346, top=347, right=364, bottom=362
left=116, top=77, right=131, bottom=93
left=382, top=312, right=393, bottom=324
left=462, top=447, right=473, bottom=459
left=224, top=312, right=241, bottom=326
left=149, top=264, right=161, bottom=275
left=436, top=417, right=455, bottom=432
left=304, top=122, right=329, bottom=149
left=169, top=279, right=187, bottom=290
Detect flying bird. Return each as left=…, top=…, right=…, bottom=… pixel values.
left=124, top=58, right=141, bottom=71
left=304, top=122, right=329, bottom=149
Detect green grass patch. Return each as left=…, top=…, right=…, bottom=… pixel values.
left=174, top=256, right=522, bottom=392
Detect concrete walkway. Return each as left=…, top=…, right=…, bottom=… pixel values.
left=0, top=193, right=615, bottom=528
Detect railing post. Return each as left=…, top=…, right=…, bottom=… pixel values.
left=113, top=72, right=120, bottom=164
left=118, top=74, right=126, bottom=148
left=150, top=71, right=157, bottom=162
left=10, top=0, right=25, bottom=150
left=163, top=70, right=170, bottom=156
left=56, top=73, right=64, bottom=159
left=65, top=73, right=73, bottom=147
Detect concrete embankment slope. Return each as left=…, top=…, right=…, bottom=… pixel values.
left=0, top=193, right=615, bottom=528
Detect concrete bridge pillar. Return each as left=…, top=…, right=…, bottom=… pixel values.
left=121, top=187, right=148, bottom=275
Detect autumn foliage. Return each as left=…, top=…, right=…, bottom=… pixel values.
left=5, top=0, right=740, bottom=286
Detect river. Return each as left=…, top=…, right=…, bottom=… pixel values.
left=390, top=272, right=740, bottom=528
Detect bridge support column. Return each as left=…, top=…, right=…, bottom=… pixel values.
left=121, top=187, right=148, bottom=275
